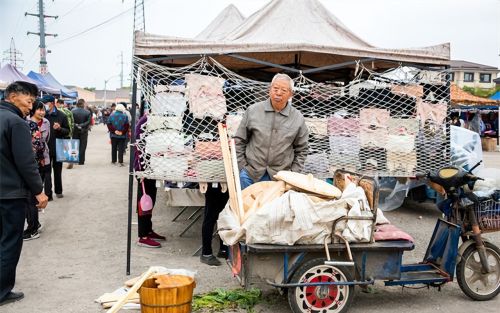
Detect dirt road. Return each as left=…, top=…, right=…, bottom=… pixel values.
left=3, top=125, right=500, bottom=313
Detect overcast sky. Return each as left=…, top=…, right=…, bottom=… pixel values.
left=1, top=0, right=499, bottom=90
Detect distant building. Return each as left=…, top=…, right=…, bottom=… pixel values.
left=450, top=60, right=499, bottom=89
left=494, top=76, right=500, bottom=86
left=94, top=87, right=131, bottom=107
left=65, top=86, right=96, bottom=102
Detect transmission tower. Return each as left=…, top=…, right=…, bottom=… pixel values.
left=26, top=0, right=58, bottom=74
left=2, top=38, right=24, bottom=70
left=133, top=0, right=146, bottom=33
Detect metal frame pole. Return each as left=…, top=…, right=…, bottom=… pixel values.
left=126, top=64, right=138, bottom=275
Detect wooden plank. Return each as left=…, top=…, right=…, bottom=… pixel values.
left=218, top=123, right=240, bottom=222
left=230, top=138, right=245, bottom=224
left=106, top=267, right=157, bottom=313
left=246, top=241, right=415, bottom=253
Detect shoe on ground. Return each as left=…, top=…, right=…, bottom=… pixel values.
left=200, top=254, right=222, bottom=266
left=37, top=223, right=43, bottom=233
left=119, top=163, right=125, bottom=167
left=0, top=291, right=24, bottom=306
left=23, top=230, right=40, bottom=241
left=47, top=196, right=53, bottom=202
left=137, top=237, right=161, bottom=248
left=148, top=231, right=166, bottom=241
left=217, top=250, right=228, bottom=259
left=56, top=194, right=63, bottom=199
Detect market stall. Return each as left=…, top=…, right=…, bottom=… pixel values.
left=450, top=83, right=499, bottom=150
left=127, top=0, right=452, bottom=272
left=0, top=64, right=59, bottom=94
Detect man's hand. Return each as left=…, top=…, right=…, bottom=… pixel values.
left=53, top=122, right=61, bottom=130
left=115, top=130, right=123, bottom=136
left=35, top=192, right=48, bottom=209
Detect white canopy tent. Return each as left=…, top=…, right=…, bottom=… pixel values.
left=195, top=4, right=245, bottom=40
left=134, top=0, right=450, bottom=80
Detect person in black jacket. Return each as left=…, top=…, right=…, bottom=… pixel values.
left=41, top=95, right=70, bottom=199
left=71, top=98, right=92, bottom=165
left=0, top=81, right=49, bottom=305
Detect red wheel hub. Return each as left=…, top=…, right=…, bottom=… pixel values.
left=304, top=275, right=338, bottom=308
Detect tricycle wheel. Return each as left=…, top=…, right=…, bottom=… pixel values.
left=456, top=242, right=500, bottom=300
left=287, top=258, right=354, bottom=313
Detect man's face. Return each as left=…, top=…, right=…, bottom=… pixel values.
left=269, top=79, right=293, bottom=110
left=9, top=93, right=35, bottom=116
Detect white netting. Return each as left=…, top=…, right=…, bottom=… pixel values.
left=133, top=56, right=450, bottom=182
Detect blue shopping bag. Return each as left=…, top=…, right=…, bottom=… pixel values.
left=56, top=138, right=80, bottom=163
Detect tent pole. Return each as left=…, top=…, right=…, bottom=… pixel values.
left=302, top=58, right=375, bottom=74
left=126, top=65, right=138, bottom=275
left=226, top=54, right=301, bottom=73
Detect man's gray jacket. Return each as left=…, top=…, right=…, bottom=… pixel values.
left=234, top=99, right=309, bottom=182
left=0, top=101, right=43, bottom=199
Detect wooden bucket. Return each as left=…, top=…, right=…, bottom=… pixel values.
left=139, top=275, right=195, bottom=313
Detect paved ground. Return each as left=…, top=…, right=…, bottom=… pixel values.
left=3, top=125, right=500, bottom=313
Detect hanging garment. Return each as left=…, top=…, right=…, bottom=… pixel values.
left=388, top=118, right=419, bottom=136
left=387, top=151, right=417, bottom=175
left=330, top=152, right=360, bottom=173
left=304, top=117, right=328, bottom=137
left=390, top=84, right=424, bottom=99
left=327, top=116, right=359, bottom=136
left=303, top=152, right=330, bottom=175
left=226, top=113, right=244, bottom=137
left=386, top=135, right=416, bottom=153
left=185, top=74, right=227, bottom=119
left=194, top=140, right=222, bottom=160
left=146, top=115, right=183, bottom=131
left=196, top=160, right=226, bottom=181
left=150, top=92, right=187, bottom=116
left=149, top=154, right=189, bottom=178
left=329, top=135, right=360, bottom=155
left=359, top=108, right=389, bottom=148
left=145, top=130, right=185, bottom=154
left=360, top=108, right=390, bottom=129
left=416, top=99, right=447, bottom=126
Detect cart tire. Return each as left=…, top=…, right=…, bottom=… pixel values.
left=456, top=242, right=500, bottom=301
left=287, top=258, right=354, bottom=313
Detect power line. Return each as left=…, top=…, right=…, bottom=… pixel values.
left=50, top=6, right=135, bottom=46
left=46, top=0, right=94, bottom=27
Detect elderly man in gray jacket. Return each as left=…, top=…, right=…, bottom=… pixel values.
left=234, top=73, right=309, bottom=189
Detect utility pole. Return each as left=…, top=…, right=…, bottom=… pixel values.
left=26, top=0, right=58, bottom=74
left=2, top=38, right=24, bottom=70
left=120, top=51, right=124, bottom=88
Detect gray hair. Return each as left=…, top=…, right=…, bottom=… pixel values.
left=271, top=73, right=294, bottom=91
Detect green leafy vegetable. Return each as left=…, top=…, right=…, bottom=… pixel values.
left=193, top=288, right=261, bottom=312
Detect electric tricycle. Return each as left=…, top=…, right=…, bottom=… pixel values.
left=230, top=166, right=500, bottom=313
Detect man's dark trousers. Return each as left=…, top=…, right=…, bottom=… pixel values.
left=49, top=155, right=63, bottom=195
left=73, top=130, right=88, bottom=165
left=0, top=198, right=28, bottom=300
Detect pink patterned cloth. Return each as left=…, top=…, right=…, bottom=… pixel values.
left=374, top=224, right=414, bottom=242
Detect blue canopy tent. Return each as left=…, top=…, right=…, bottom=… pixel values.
left=490, top=91, right=500, bottom=101
left=0, top=64, right=59, bottom=94
left=42, top=72, right=78, bottom=98
left=27, top=71, right=63, bottom=96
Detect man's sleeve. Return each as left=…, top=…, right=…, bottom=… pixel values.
left=58, top=113, right=70, bottom=137
left=233, top=111, right=250, bottom=170
left=291, top=119, right=309, bottom=172
left=11, top=121, right=43, bottom=195
left=80, top=111, right=92, bottom=128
